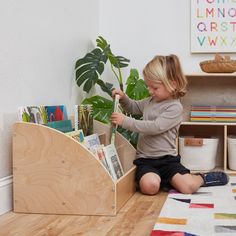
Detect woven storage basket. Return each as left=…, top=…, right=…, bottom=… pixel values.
left=200, top=54, right=236, bottom=73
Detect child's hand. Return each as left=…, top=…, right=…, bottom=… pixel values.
left=111, top=112, right=125, bottom=126
left=112, top=89, right=125, bottom=100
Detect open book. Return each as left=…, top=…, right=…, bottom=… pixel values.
left=95, top=145, right=113, bottom=177
left=102, top=144, right=124, bottom=181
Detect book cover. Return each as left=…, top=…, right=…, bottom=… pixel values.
left=45, top=105, right=68, bottom=122
left=102, top=144, right=124, bottom=181
left=110, top=94, right=120, bottom=144
left=65, top=129, right=85, bottom=143
left=95, top=145, right=113, bottom=176
left=18, top=106, right=47, bottom=124
left=84, top=133, right=101, bottom=154
left=45, top=120, right=73, bottom=133
left=74, top=104, right=93, bottom=136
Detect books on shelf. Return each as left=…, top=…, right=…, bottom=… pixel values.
left=65, top=129, right=85, bottom=143
left=102, top=144, right=124, bottom=181
left=45, top=105, right=68, bottom=122
left=66, top=130, right=123, bottom=180
left=18, top=105, right=72, bottom=132
left=45, top=120, right=73, bottom=133
left=18, top=106, right=48, bottom=124
left=190, top=105, right=236, bottom=122
left=83, top=133, right=124, bottom=180
left=84, top=133, right=101, bottom=154
left=18, top=105, right=68, bottom=124
left=95, top=145, right=113, bottom=176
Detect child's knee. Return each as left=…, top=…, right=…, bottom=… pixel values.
left=139, top=175, right=160, bottom=195
left=178, top=181, right=198, bottom=194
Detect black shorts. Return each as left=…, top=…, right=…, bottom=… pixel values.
left=133, top=155, right=190, bottom=188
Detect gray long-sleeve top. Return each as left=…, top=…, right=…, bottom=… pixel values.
left=120, top=95, right=183, bottom=159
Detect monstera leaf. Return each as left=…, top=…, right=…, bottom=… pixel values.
left=82, top=95, right=113, bottom=124
left=76, top=36, right=149, bottom=146
left=97, top=36, right=130, bottom=69
left=75, top=47, right=111, bottom=95
left=80, top=69, right=149, bottom=147
left=126, top=69, right=149, bottom=100
left=75, top=36, right=130, bottom=96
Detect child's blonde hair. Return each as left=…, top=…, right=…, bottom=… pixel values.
left=143, top=54, right=187, bottom=98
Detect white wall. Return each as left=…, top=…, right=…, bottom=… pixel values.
left=0, top=0, right=99, bottom=179
left=99, top=0, right=236, bottom=78
left=1, top=0, right=236, bottom=183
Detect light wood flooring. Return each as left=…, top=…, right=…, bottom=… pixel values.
left=0, top=191, right=167, bottom=236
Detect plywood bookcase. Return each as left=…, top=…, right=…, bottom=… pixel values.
left=12, top=120, right=136, bottom=216
left=180, top=73, right=236, bottom=174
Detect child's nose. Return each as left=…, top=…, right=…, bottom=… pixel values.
left=148, top=88, right=153, bottom=94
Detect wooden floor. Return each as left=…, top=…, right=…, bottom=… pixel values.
left=0, top=191, right=167, bottom=236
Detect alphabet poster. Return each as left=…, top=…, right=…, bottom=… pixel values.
left=191, top=0, right=236, bottom=53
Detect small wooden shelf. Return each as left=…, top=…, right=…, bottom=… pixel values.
left=180, top=73, right=236, bottom=175
left=12, top=120, right=137, bottom=216
left=185, top=72, right=236, bottom=78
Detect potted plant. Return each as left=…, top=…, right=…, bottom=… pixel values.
left=75, top=36, right=149, bottom=145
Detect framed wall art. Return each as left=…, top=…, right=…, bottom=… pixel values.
left=191, top=0, right=236, bottom=53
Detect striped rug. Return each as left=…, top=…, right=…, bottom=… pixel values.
left=151, top=176, right=236, bottom=236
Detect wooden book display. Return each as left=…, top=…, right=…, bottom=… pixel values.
left=12, top=120, right=136, bottom=216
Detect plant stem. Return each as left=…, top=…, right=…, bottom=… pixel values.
left=111, top=64, right=124, bottom=91
left=111, top=64, right=120, bottom=83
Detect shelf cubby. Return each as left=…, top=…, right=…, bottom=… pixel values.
left=179, top=73, right=236, bottom=174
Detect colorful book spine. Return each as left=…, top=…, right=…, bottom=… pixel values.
left=190, top=105, right=236, bottom=122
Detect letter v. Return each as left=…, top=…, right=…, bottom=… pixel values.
left=197, top=36, right=206, bottom=46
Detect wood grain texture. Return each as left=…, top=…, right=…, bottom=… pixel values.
left=12, top=121, right=136, bottom=216
left=0, top=191, right=167, bottom=236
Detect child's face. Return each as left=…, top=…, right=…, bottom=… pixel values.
left=145, top=79, right=173, bottom=102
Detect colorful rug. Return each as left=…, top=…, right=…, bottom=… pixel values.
left=151, top=176, right=236, bottom=236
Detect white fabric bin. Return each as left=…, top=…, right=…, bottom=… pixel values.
left=227, top=135, right=236, bottom=170
left=179, top=136, right=219, bottom=171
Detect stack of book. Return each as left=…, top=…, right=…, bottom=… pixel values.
left=66, top=130, right=124, bottom=181
left=190, top=105, right=236, bottom=122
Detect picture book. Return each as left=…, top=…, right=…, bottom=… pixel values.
left=84, top=133, right=101, bottom=154
left=102, top=144, right=124, bottom=181
left=18, top=106, right=47, bottom=124
left=18, top=105, right=68, bottom=124
left=45, top=120, right=73, bottom=133
left=95, top=145, right=113, bottom=176
left=45, top=105, right=68, bottom=122
left=75, top=104, right=93, bottom=136
left=65, top=129, right=85, bottom=143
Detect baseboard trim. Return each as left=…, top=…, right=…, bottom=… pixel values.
left=0, top=175, right=13, bottom=215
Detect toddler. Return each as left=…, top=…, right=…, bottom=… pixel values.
left=111, top=54, right=229, bottom=195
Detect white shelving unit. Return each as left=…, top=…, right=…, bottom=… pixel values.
left=179, top=73, right=236, bottom=174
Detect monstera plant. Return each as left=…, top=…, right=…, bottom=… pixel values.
left=75, top=36, right=149, bottom=145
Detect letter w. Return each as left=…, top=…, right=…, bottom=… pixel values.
left=208, top=36, right=218, bottom=46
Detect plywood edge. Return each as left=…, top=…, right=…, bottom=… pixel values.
left=12, top=122, right=116, bottom=215
left=115, top=132, right=136, bottom=173
left=116, top=166, right=136, bottom=213
left=93, top=120, right=111, bottom=145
